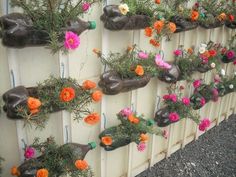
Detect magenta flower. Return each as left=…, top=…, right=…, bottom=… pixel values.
left=168, top=112, right=180, bottom=122
left=24, top=147, right=35, bottom=159
left=173, top=49, right=182, bottom=56
left=182, top=97, right=190, bottom=106
left=119, top=107, right=132, bottom=118
left=200, top=97, right=206, bottom=106
left=82, top=2, right=91, bottom=12
left=163, top=130, right=169, bottom=139
left=64, top=31, right=80, bottom=50
left=137, top=142, right=146, bottom=152
left=169, top=94, right=177, bottom=103
left=212, top=88, right=219, bottom=102
left=163, top=94, right=170, bottom=100
left=138, top=52, right=149, bottom=59
left=233, top=60, right=236, bottom=65
left=193, top=80, right=201, bottom=88
left=226, top=50, right=235, bottom=60
left=198, top=118, right=211, bottom=131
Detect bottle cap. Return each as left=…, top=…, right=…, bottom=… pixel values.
left=88, top=21, right=96, bottom=30
left=88, top=142, right=97, bottom=149
left=147, top=119, right=155, bottom=126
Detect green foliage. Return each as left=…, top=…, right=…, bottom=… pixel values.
left=30, top=137, right=93, bottom=177
left=10, top=0, right=101, bottom=53
left=98, top=45, right=159, bottom=79
left=16, top=76, right=95, bottom=129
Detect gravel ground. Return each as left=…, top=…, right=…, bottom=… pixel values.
left=136, top=115, right=236, bottom=177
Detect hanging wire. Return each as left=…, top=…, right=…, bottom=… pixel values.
left=10, top=69, right=16, bottom=88
left=21, top=138, right=27, bottom=149
left=102, top=113, right=107, bottom=130
left=159, top=50, right=165, bottom=61
left=65, top=125, right=69, bottom=143
left=156, top=95, right=161, bottom=111
left=60, top=62, right=65, bottom=78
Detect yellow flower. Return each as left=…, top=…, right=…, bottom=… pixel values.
left=118, top=4, right=129, bottom=15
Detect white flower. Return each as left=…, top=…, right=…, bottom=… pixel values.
left=229, top=84, right=234, bottom=89
left=119, top=4, right=129, bottom=15
left=221, top=69, right=226, bottom=76
left=199, top=47, right=206, bottom=54
left=200, top=43, right=207, bottom=48
left=234, top=72, right=236, bottom=76
left=210, top=63, right=216, bottom=68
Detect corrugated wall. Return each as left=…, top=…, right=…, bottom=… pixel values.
left=0, top=0, right=235, bottom=177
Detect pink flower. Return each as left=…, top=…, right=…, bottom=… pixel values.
left=24, top=147, right=35, bottom=159
left=214, top=74, right=221, bottom=83
left=193, top=80, right=201, bottom=88
left=64, top=31, right=80, bottom=50
left=226, top=50, right=235, bottom=60
left=137, top=142, right=146, bottom=152
left=119, top=107, right=132, bottom=117
left=212, top=88, right=219, bottom=102
left=182, top=97, right=190, bottom=106
left=82, top=2, right=91, bottom=12
left=163, top=94, right=170, bottom=100
left=138, top=52, right=149, bottom=59
left=163, top=130, right=168, bottom=139
left=155, top=54, right=172, bottom=69
left=169, top=94, right=177, bottom=103
left=173, top=49, right=182, bottom=56
left=233, top=60, right=236, bottom=65
left=200, top=55, right=209, bottom=64
left=168, top=112, right=180, bottom=122
left=200, top=97, right=206, bottom=106
left=198, top=118, right=211, bottom=131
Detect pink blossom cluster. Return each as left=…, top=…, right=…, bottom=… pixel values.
left=163, top=94, right=177, bottom=103
left=169, top=112, right=180, bottom=122
left=198, top=118, right=211, bottom=131
left=119, top=107, right=132, bottom=118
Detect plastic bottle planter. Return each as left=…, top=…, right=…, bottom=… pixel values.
left=225, top=20, right=236, bottom=29
left=221, top=50, right=236, bottom=63
left=2, top=77, right=101, bottom=128
left=98, top=71, right=151, bottom=95
left=99, top=109, right=164, bottom=151
left=100, top=5, right=151, bottom=30
left=154, top=94, right=200, bottom=127
left=170, top=15, right=198, bottom=33
left=199, top=20, right=225, bottom=29
left=216, top=78, right=236, bottom=96
left=12, top=138, right=96, bottom=177
left=0, top=13, right=96, bottom=51
left=158, top=65, right=182, bottom=83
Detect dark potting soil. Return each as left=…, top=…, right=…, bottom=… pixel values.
left=136, top=115, right=236, bottom=177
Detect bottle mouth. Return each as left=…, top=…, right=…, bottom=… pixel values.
left=147, top=119, right=155, bottom=126
left=88, top=142, right=97, bottom=149
left=88, top=21, right=96, bottom=30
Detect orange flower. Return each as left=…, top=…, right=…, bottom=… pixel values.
left=11, top=166, right=20, bottom=176
left=36, top=169, right=48, bottom=177
left=127, top=45, right=133, bottom=52
left=150, top=39, right=160, bottom=47
left=135, top=65, right=144, bottom=76
left=140, top=133, right=149, bottom=142
left=84, top=113, right=100, bottom=125
left=27, top=97, right=41, bottom=110
left=30, top=109, right=39, bottom=115
left=187, top=48, right=193, bottom=54
left=83, top=80, right=96, bottom=90
left=153, top=20, right=164, bottom=33
left=101, top=136, right=113, bottom=145
left=92, top=48, right=101, bottom=57
left=218, top=13, right=227, bottom=21
left=128, top=114, right=140, bottom=124
left=75, top=160, right=88, bottom=170
left=91, top=90, right=102, bottom=102
left=155, top=0, right=161, bottom=4
left=168, top=22, right=176, bottom=33
left=144, top=27, right=153, bottom=37
left=202, top=51, right=210, bottom=58
left=59, top=87, right=75, bottom=102
left=191, top=10, right=199, bottom=21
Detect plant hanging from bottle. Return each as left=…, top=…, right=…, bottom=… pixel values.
left=99, top=108, right=166, bottom=151
left=93, top=45, right=160, bottom=94
left=2, top=76, right=102, bottom=128
left=0, top=0, right=100, bottom=53
left=221, top=35, right=236, bottom=63
left=10, top=137, right=96, bottom=177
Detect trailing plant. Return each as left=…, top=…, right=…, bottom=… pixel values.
left=2, top=76, right=102, bottom=128
left=11, top=137, right=96, bottom=177
left=99, top=108, right=166, bottom=151
left=2, top=0, right=101, bottom=53
left=93, top=46, right=159, bottom=79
